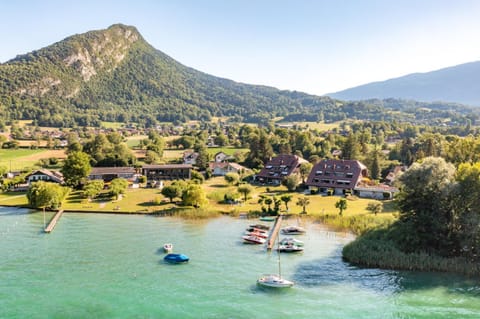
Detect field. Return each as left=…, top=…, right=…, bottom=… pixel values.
left=0, top=149, right=66, bottom=171
left=275, top=121, right=341, bottom=131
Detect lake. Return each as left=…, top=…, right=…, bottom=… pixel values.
left=1, top=207, right=479, bottom=318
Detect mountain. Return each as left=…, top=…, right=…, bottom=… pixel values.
left=0, top=24, right=334, bottom=127
left=0, top=24, right=477, bottom=128
left=328, top=61, right=480, bottom=107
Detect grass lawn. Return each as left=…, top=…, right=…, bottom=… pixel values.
left=0, top=176, right=398, bottom=234
left=0, top=149, right=66, bottom=171
left=62, top=188, right=176, bottom=213
left=202, top=177, right=397, bottom=221
left=0, top=192, right=29, bottom=206
left=125, top=135, right=148, bottom=148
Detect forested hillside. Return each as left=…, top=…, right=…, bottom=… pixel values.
left=0, top=24, right=478, bottom=128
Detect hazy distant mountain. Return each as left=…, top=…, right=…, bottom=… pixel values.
left=329, top=61, right=480, bottom=107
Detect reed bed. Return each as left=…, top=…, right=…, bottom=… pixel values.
left=342, top=228, right=480, bottom=276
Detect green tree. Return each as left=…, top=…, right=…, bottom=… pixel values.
left=109, top=178, right=128, bottom=200
left=370, top=149, right=381, bottom=180
left=282, top=174, right=300, bottom=192
left=182, top=184, right=207, bottom=208
left=280, top=194, right=292, bottom=211
left=341, top=132, right=360, bottom=160
left=161, top=185, right=183, bottom=203
left=454, top=162, right=480, bottom=259
left=26, top=181, right=69, bottom=210
left=335, top=198, right=348, bottom=216
left=237, top=184, right=253, bottom=202
left=366, top=201, right=383, bottom=215
left=83, top=180, right=104, bottom=200
left=299, top=162, right=313, bottom=184
left=190, top=170, right=205, bottom=184
left=395, top=157, right=456, bottom=254
left=224, top=172, right=240, bottom=185
left=296, top=196, right=310, bottom=214
left=61, top=151, right=91, bottom=188
left=194, top=143, right=210, bottom=171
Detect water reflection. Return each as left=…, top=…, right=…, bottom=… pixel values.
left=293, top=247, right=401, bottom=294
left=293, top=246, right=480, bottom=298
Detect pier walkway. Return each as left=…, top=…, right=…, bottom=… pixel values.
left=45, top=210, right=64, bottom=233
left=266, top=214, right=283, bottom=250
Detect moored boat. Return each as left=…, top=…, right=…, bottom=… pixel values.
left=164, top=253, right=189, bottom=264
left=248, top=224, right=270, bottom=231
left=277, top=244, right=304, bottom=253
left=242, top=235, right=266, bottom=244
left=279, top=237, right=304, bottom=247
left=163, top=243, right=173, bottom=253
left=259, top=216, right=276, bottom=222
left=244, top=230, right=268, bottom=238
left=281, top=226, right=306, bottom=235
left=257, top=274, right=294, bottom=288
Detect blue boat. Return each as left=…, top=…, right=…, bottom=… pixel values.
left=164, top=253, right=189, bottom=264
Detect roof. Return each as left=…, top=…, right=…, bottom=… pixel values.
left=90, top=167, right=136, bottom=175
left=256, top=154, right=307, bottom=180
left=306, top=159, right=367, bottom=189
left=354, top=184, right=399, bottom=193
left=209, top=162, right=250, bottom=171
left=26, top=169, right=64, bottom=183
left=142, top=164, right=193, bottom=169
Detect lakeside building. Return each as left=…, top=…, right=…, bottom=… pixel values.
left=305, top=159, right=367, bottom=195
left=142, top=164, right=192, bottom=181
left=254, top=154, right=307, bottom=185
left=25, top=169, right=64, bottom=185
left=88, top=167, right=137, bottom=183
left=306, top=159, right=399, bottom=199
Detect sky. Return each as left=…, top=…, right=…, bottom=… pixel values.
left=1, top=0, right=480, bottom=95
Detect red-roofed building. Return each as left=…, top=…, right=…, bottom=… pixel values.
left=306, top=159, right=367, bottom=195
left=255, top=154, right=307, bottom=185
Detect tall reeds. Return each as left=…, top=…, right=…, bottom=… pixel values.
left=342, top=229, right=480, bottom=276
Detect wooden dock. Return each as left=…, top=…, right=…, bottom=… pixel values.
left=45, top=210, right=64, bottom=233
left=266, top=214, right=283, bottom=250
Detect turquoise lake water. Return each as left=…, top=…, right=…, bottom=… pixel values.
left=1, top=206, right=480, bottom=318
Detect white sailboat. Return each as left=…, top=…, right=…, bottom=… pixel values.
left=257, top=236, right=294, bottom=288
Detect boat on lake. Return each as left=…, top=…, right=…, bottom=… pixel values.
left=164, top=253, right=189, bottom=264
left=279, top=237, right=304, bottom=247
left=242, top=235, right=266, bottom=244
left=163, top=243, right=173, bottom=253
left=259, top=216, right=276, bottom=222
left=244, top=230, right=268, bottom=238
left=257, top=236, right=294, bottom=288
left=257, top=274, right=294, bottom=288
left=281, top=226, right=306, bottom=235
left=277, top=244, right=304, bottom=253
left=248, top=224, right=270, bottom=231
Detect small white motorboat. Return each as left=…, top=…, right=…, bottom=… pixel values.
left=163, top=243, right=173, bottom=253
left=244, top=230, right=268, bottom=238
left=277, top=244, right=304, bottom=253
left=257, top=274, right=294, bottom=288
left=279, top=237, right=304, bottom=247
left=242, top=235, right=266, bottom=244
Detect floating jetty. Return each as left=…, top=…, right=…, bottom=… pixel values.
left=44, top=210, right=64, bottom=233
left=266, top=214, right=283, bottom=250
